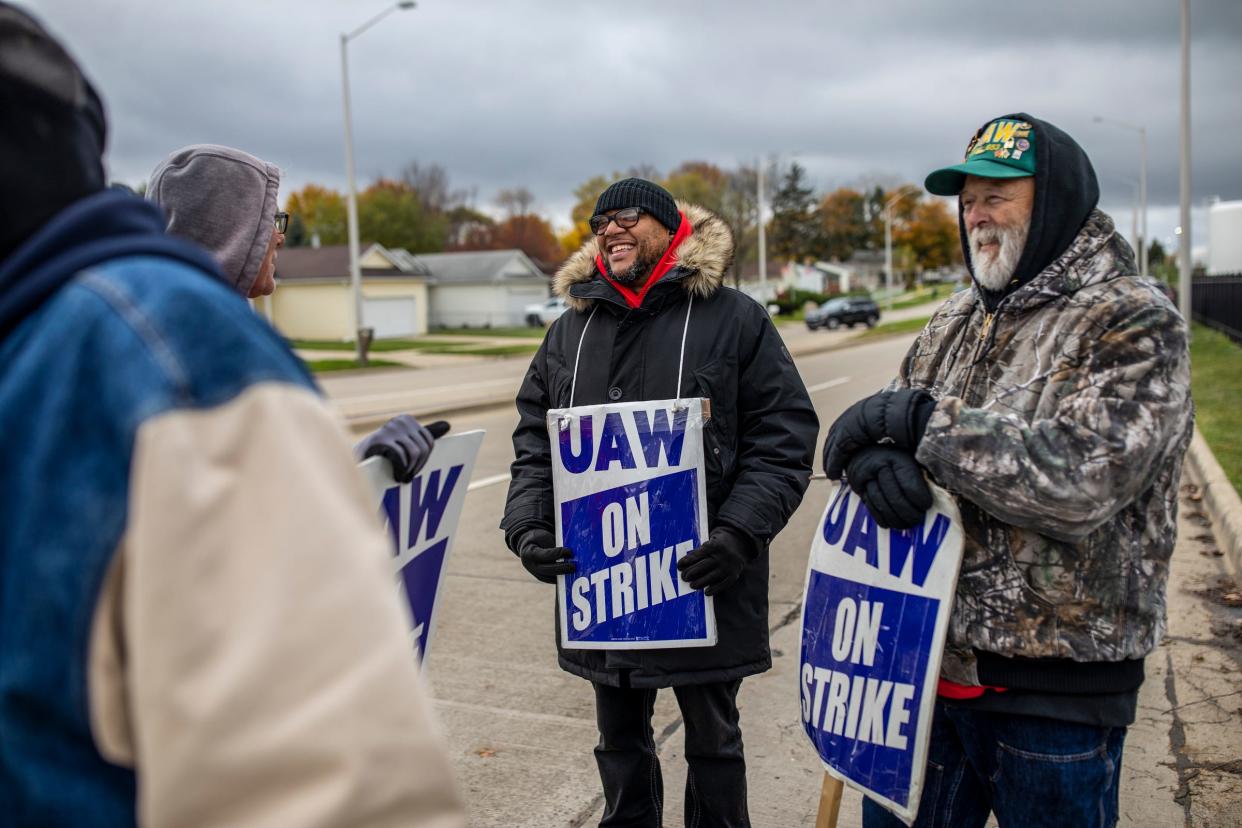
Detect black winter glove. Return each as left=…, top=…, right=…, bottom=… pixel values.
left=844, top=446, right=933, bottom=530
left=676, top=526, right=756, bottom=596
left=515, top=528, right=575, bottom=584
left=823, top=389, right=937, bottom=480
left=355, top=416, right=451, bottom=483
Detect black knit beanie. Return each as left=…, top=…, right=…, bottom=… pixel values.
left=592, top=178, right=680, bottom=233
left=0, top=3, right=107, bottom=261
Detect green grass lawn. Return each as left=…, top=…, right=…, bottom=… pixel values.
left=1190, top=323, right=1242, bottom=494
left=854, top=315, right=933, bottom=340
left=293, top=339, right=539, bottom=360
left=889, top=286, right=955, bottom=310
left=430, top=326, right=546, bottom=338
left=304, top=358, right=402, bottom=373
left=291, top=339, right=422, bottom=352
left=445, top=343, right=540, bottom=357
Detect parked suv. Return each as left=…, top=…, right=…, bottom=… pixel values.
left=805, top=297, right=880, bottom=330
left=524, top=296, right=569, bottom=327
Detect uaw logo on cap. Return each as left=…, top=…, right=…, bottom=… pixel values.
left=965, top=119, right=1034, bottom=162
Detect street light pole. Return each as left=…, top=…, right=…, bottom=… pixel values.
left=341, top=2, right=415, bottom=364
left=1178, top=0, right=1192, bottom=319
left=1093, top=115, right=1149, bottom=278
left=340, top=35, right=364, bottom=363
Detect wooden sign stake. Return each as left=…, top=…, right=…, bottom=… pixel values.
left=815, top=772, right=845, bottom=828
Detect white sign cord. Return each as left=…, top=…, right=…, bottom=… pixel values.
left=569, top=306, right=598, bottom=409
left=675, top=295, right=694, bottom=405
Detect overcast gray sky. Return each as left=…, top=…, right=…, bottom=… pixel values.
left=29, top=0, right=1242, bottom=255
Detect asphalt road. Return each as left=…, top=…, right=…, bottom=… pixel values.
left=387, top=333, right=915, bottom=827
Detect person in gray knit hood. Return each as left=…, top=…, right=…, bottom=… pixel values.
left=148, top=144, right=282, bottom=298
left=825, top=114, right=1193, bottom=828
left=147, top=144, right=444, bottom=482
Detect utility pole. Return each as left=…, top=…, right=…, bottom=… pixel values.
left=1139, top=126, right=1148, bottom=279
left=883, top=189, right=911, bottom=310
left=757, top=159, right=767, bottom=288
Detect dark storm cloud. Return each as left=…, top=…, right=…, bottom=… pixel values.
left=27, top=0, right=1242, bottom=245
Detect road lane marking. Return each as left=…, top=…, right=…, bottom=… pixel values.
left=806, top=376, right=852, bottom=393
left=467, top=473, right=511, bottom=491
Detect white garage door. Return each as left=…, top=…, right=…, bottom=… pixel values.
left=363, top=297, right=418, bottom=339
left=507, top=286, right=548, bottom=324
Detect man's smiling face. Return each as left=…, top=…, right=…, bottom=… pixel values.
left=596, top=210, right=672, bottom=285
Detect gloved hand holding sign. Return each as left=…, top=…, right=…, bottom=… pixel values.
left=822, top=388, right=937, bottom=479
left=844, top=446, right=933, bottom=530
left=355, top=415, right=451, bottom=483
left=515, top=527, right=575, bottom=584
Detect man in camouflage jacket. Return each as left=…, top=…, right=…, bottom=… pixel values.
left=823, top=114, right=1193, bottom=828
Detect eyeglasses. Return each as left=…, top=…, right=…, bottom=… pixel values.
left=589, top=207, right=645, bottom=236
left=274, top=211, right=290, bottom=234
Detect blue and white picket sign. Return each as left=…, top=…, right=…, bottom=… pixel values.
left=359, top=430, right=484, bottom=669
left=799, top=480, right=964, bottom=825
left=548, top=399, right=715, bottom=650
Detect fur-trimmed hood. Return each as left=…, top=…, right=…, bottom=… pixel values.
left=553, top=202, right=734, bottom=312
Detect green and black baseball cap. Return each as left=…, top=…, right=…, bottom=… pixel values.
left=924, top=117, right=1036, bottom=196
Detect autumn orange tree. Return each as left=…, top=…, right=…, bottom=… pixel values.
left=284, top=184, right=346, bottom=246
left=815, top=183, right=960, bottom=280
left=894, top=199, right=961, bottom=272
left=561, top=175, right=616, bottom=256
left=817, top=187, right=874, bottom=262
left=490, top=214, right=563, bottom=267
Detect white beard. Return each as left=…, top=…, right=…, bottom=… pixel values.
left=968, top=219, right=1029, bottom=291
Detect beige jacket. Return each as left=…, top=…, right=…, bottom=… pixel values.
left=88, top=383, right=465, bottom=827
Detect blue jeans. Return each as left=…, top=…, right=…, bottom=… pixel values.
left=862, top=702, right=1125, bottom=828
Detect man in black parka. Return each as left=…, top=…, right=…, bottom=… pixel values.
left=502, top=179, right=818, bottom=827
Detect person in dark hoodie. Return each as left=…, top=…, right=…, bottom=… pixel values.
left=147, top=144, right=442, bottom=482
left=0, top=6, right=464, bottom=825
left=823, top=115, right=1193, bottom=827
left=503, top=178, right=819, bottom=827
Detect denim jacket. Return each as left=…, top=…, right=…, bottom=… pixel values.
left=0, top=192, right=464, bottom=826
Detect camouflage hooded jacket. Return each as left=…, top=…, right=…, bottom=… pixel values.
left=894, top=209, right=1192, bottom=680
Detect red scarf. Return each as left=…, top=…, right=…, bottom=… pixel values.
left=937, top=678, right=1007, bottom=699
left=595, top=211, right=693, bottom=309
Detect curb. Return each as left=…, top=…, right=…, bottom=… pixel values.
left=344, top=394, right=517, bottom=432
left=1186, top=428, right=1242, bottom=579
left=785, top=327, right=921, bottom=360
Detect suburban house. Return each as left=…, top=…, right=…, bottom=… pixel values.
left=268, top=244, right=551, bottom=340
left=417, top=250, right=551, bottom=330
left=788, top=251, right=887, bottom=295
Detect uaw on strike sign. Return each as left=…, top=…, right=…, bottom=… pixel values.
left=359, top=430, right=484, bottom=668
left=800, top=480, right=963, bottom=824
left=548, top=399, right=715, bottom=649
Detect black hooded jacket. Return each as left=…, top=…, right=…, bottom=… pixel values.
left=502, top=204, right=819, bottom=688
left=963, top=113, right=1101, bottom=312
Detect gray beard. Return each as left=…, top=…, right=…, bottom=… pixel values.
left=605, top=254, right=657, bottom=286
left=969, top=219, right=1029, bottom=291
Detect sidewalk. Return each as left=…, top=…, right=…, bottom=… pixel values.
left=575, top=471, right=1242, bottom=827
